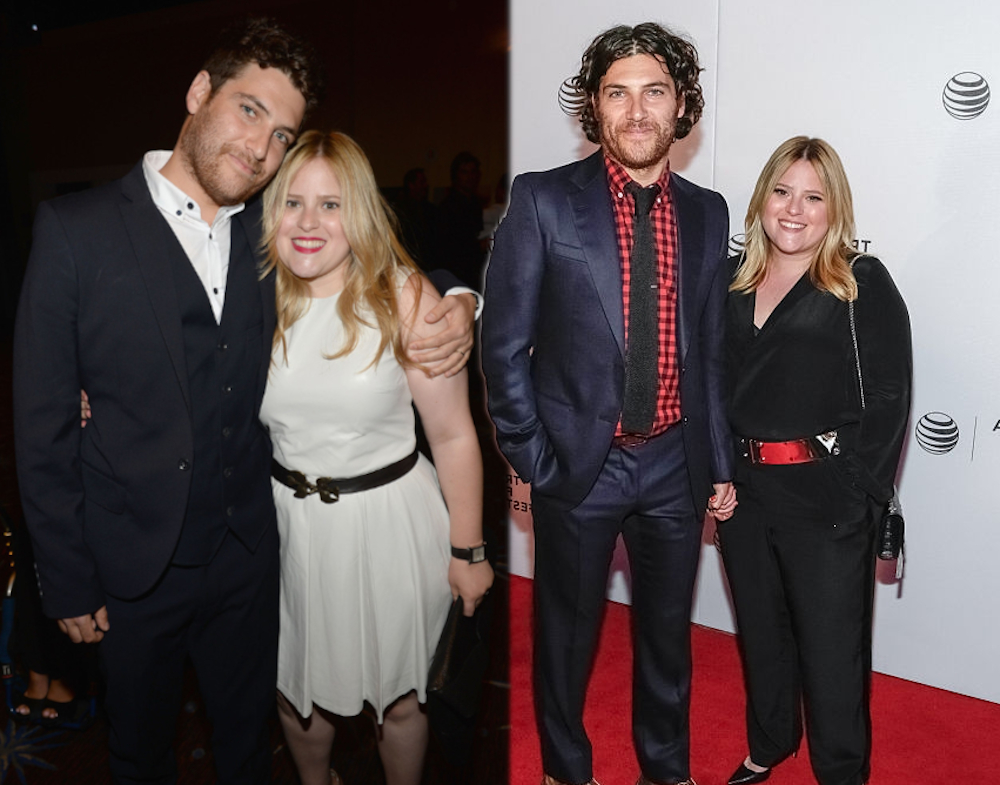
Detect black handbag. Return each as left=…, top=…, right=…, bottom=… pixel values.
left=879, top=488, right=904, bottom=561
left=427, top=594, right=492, bottom=716
left=426, top=591, right=493, bottom=767
left=849, top=256, right=904, bottom=575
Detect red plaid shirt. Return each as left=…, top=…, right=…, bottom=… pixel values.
left=606, top=155, right=681, bottom=436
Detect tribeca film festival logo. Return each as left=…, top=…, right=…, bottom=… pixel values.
left=942, top=72, right=990, bottom=120
left=727, top=235, right=873, bottom=255
left=915, top=412, right=960, bottom=454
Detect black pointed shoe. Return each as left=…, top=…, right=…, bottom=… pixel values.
left=727, top=762, right=770, bottom=785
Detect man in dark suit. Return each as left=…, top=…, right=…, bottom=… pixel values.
left=13, top=18, right=474, bottom=785
left=481, top=23, right=736, bottom=785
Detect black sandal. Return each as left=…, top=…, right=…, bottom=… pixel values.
left=11, top=691, right=47, bottom=724
left=38, top=696, right=93, bottom=730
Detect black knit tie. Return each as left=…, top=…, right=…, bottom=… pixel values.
left=621, top=182, right=660, bottom=435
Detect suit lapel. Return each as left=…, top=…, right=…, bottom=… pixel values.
left=672, top=174, right=707, bottom=361
left=118, top=163, right=192, bottom=410
left=569, top=154, right=625, bottom=356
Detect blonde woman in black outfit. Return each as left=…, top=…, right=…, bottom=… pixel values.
left=717, top=137, right=911, bottom=785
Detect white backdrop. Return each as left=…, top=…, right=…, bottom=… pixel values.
left=505, top=0, right=1000, bottom=703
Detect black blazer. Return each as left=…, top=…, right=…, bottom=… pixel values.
left=13, top=161, right=277, bottom=619
left=481, top=152, right=733, bottom=508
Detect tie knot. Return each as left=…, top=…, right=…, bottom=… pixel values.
left=625, top=182, right=659, bottom=216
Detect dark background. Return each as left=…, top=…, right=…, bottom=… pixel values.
left=0, top=3, right=508, bottom=781
left=0, top=0, right=508, bottom=321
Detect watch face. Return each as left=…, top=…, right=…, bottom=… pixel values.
left=471, top=545, right=486, bottom=563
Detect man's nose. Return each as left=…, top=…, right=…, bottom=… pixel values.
left=247, top=128, right=270, bottom=161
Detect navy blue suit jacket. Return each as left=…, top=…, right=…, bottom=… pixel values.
left=481, top=151, right=733, bottom=508
left=13, top=161, right=277, bottom=619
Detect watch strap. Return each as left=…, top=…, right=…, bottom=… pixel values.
left=451, top=543, right=487, bottom=563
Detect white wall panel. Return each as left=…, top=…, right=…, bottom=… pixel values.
left=507, top=0, right=1000, bottom=702
left=714, top=0, right=1000, bottom=703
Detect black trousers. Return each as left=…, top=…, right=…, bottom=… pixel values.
left=100, top=525, right=280, bottom=785
left=532, top=427, right=701, bottom=785
left=718, top=459, right=877, bottom=785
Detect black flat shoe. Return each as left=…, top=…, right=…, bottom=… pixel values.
left=727, top=762, right=770, bottom=785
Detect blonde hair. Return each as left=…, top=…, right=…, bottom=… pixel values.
left=260, top=130, right=421, bottom=367
left=732, top=136, right=858, bottom=302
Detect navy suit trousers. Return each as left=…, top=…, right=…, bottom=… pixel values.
left=531, top=426, right=702, bottom=784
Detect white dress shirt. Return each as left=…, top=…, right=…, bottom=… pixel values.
left=142, top=150, right=246, bottom=324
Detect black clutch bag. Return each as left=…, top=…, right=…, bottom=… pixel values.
left=426, top=593, right=493, bottom=769
left=427, top=593, right=492, bottom=718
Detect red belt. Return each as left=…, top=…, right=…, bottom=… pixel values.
left=742, top=436, right=831, bottom=465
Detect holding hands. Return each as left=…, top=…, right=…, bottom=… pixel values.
left=708, top=481, right=737, bottom=521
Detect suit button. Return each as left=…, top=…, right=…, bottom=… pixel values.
left=178, top=459, right=190, bottom=471
left=226, top=506, right=235, bottom=517
left=223, top=467, right=233, bottom=478
left=222, top=384, right=232, bottom=394
left=218, top=342, right=228, bottom=351
left=682, top=416, right=689, bottom=424
left=222, top=427, right=232, bottom=438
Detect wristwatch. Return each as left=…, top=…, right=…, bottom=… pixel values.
left=451, top=542, right=487, bottom=563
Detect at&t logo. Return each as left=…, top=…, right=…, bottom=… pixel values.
left=942, top=72, right=990, bottom=119
left=915, top=412, right=960, bottom=454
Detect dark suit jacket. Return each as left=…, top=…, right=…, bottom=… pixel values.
left=13, top=161, right=276, bottom=620
left=481, top=151, right=733, bottom=508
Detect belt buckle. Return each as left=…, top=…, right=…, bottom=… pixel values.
left=746, top=438, right=763, bottom=464
left=315, top=478, right=340, bottom=504
left=814, top=430, right=840, bottom=456
left=615, top=433, right=649, bottom=448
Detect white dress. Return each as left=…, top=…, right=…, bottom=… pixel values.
left=259, top=291, right=452, bottom=722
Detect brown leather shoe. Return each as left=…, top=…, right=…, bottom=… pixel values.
left=541, top=776, right=601, bottom=785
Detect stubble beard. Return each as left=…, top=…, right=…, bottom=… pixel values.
left=179, top=110, right=263, bottom=207
left=600, top=116, right=676, bottom=173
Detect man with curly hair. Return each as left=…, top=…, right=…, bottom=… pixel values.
left=482, top=22, right=736, bottom=785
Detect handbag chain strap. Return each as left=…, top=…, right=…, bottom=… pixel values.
left=848, top=255, right=866, bottom=410
left=849, top=254, right=905, bottom=575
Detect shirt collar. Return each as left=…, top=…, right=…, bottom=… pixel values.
left=142, top=150, right=246, bottom=226
left=604, top=153, right=673, bottom=205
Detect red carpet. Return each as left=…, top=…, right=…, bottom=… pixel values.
left=510, top=575, right=1000, bottom=784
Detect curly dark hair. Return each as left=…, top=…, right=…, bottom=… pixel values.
left=202, top=17, right=324, bottom=121
left=559, top=22, right=704, bottom=143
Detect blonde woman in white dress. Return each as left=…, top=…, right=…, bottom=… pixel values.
left=258, top=130, right=494, bottom=785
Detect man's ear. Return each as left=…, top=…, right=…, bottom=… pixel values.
left=185, top=71, right=213, bottom=115
left=676, top=91, right=686, bottom=120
